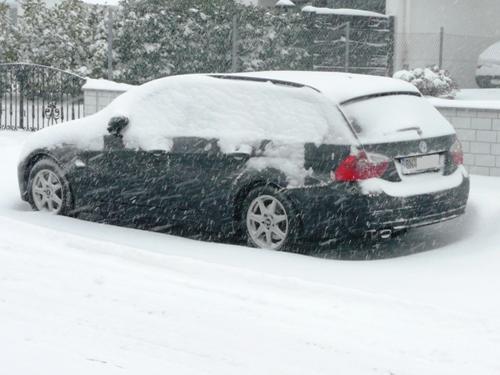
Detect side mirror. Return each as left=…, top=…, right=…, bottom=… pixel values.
left=107, top=116, right=129, bottom=136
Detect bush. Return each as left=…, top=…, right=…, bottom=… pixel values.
left=393, top=66, right=458, bottom=98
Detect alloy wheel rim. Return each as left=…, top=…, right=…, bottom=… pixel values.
left=246, top=195, right=289, bottom=250
left=32, top=169, right=64, bottom=213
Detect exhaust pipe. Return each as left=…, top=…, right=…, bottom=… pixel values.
left=365, top=229, right=393, bottom=240
left=379, top=229, right=392, bottom=239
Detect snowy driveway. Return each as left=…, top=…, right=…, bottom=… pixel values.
left=1, top=131, right=499, bottom=375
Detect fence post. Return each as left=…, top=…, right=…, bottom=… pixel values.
left=107, top=7, right=114, bottom=80
left=439, top=26, right=444, bottom=69
left=231, top=14, right=239, bottom=73
left=387, top=16, right=395, bottom=77
left=344, top=22, right=351, bottom=73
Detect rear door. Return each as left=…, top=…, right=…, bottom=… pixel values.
left=152, top=137, right=249, bottom=230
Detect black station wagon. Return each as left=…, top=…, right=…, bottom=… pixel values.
left=18, top=72, right=470, bottom=251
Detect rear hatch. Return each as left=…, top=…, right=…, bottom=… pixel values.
left=336, top=92, right=468, bottom=226
left=339, top=93, right=463, bottom=186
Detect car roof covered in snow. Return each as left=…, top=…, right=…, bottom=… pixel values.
left=479, top=41, right=500, bottom=63
left=227, top=71, right=421, bottom=105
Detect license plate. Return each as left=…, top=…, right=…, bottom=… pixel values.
left=401, top=154, right=442, bottom=175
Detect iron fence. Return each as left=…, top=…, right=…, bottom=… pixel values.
left=0, top=63, right=85, bottom=131
left=301, top=14, right=393, bottom=76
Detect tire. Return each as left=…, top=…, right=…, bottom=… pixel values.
left=241, top=186, right=302, bottom=252
left=476, top=76, right=494, bottom=88
left=27, top=158, right=73, bottom=215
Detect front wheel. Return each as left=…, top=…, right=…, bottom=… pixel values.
left=242, top=186, right=301, bottom=252
left=27, top=159, right=73, bottom=215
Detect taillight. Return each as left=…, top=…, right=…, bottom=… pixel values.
left=450, top=138, right=464, bottom=166
left=332, top=151, right=389, bottom=182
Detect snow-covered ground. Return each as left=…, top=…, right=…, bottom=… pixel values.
left=1, top=131, right=500, bottom=375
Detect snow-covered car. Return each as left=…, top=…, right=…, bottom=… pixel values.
left=476, top=41, right=500, bottom=88
left=18, top=72, right=469, bottom=251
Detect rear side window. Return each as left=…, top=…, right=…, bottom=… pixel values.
left=341, top=94, right=455, bottom=144
left=171, top=137, right=219, bottom=154
left=114, top=76, right=356, bottom=153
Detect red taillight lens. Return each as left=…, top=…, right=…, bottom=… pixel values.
left=450, top=138, right=464, bottom=166
left=333, top=151, right=389, bottom=182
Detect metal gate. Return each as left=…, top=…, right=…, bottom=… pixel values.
left=0, top=63, right=85, bottom=131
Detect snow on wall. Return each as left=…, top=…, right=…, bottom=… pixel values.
left=83, top=79, right=136, bottom=116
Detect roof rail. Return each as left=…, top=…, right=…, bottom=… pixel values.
left=209, top=74, right=321, bottom=93
left=340, top=91, right=422, bottom=105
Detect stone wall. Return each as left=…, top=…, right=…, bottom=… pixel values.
left=437, top=107, right=500, bottom=177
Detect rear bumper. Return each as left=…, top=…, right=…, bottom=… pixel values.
left=286, top=173, right=470, bottom=240
left=369, top=205, right=466, bottom=231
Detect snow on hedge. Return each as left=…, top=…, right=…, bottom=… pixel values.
left=393, top=66, right=458, bottom=98
left=276, top=0, right=295, bottom=7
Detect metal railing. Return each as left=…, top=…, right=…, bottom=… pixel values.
left=0, top=63, right=85, bottom=131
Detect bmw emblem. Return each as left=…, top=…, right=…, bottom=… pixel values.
left=419, top=141, right=428, bottom=154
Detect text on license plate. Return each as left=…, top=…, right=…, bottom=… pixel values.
left=401, top=154, right=442, bottom=174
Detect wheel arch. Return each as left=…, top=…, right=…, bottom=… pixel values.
left=231, top=168, right=303, bottom=233
left=232, top=179, right=281, bottom=222
left=20, top=151, right=60, bottom=200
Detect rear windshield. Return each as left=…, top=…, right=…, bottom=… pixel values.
left=341, top=94, right=455, bottom=144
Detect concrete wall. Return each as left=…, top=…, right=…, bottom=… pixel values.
left=83, top=88, right=127, bottom=117
left=386, top=0, right=500, bottom=88
left=437, top=106, right=500, bottom=177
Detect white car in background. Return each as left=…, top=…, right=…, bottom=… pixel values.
left=476, top=41, right=500, bottom=88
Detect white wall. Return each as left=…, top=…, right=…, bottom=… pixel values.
left=437, top=106, right=500, bottom=177
left=387, top=0, right=500, bottom=88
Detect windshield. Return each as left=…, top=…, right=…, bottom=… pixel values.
left=342, top=94, right=455, bottom=144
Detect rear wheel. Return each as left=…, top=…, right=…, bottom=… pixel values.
left=28, top=159, right=72, bottom=215
left=242, top=186, right=301, bottom=252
